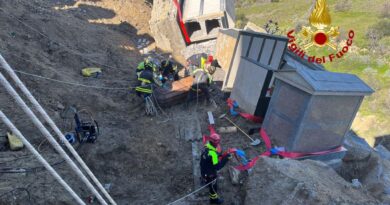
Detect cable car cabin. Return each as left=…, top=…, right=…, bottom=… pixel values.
left=263, top=68, right=374, bottom=153
left=218, top=29, right=289, bottom=119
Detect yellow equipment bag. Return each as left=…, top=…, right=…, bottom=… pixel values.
left=7, top=132, right=24, bottom=151
left=82, top=67, right=102, bottom=77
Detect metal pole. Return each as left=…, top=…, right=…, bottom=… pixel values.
left=0, top=67, right=108, bottom=205
left=0, top=111, right=86, bottom=205
left=0, top=53, right=116, bottom=204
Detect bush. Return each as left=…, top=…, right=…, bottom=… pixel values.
left=380, top=2, right=390, bottom=18
left=334, top=0, right=352, bottom=12
left=236, top=13, right=249, bottom=29
left=370, top=19, right=390, bottom=37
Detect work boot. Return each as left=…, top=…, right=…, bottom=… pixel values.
left=210, top=198, right=224, bottom=204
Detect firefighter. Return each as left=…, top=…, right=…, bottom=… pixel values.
left=159, top=55, right=179, bottom=83
left=200, top=133, right=230, bottom=204
left=135, top=63, right=155, bottom=98
left=186, top=65, right=216, bottom=106
left=136, top=57, right=156, bottom=78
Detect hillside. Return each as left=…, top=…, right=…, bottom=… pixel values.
left=237, top=0, right=390, bottom=146
left=0, top=0, right=389, bottom=204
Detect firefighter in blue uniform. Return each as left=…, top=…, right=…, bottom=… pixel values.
left=135, top=63, right=155, bottom=97
left=200, top=133, right=230, bottom=204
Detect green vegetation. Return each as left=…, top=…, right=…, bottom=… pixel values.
left=237, top=0, right=390, bottom=145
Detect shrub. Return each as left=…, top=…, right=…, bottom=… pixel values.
left=369, top=19, right=390, bottom=37
left=236, top=13, right=249, bottom=29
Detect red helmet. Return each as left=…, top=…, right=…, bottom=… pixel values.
left=209, top=133, right=221, bottom=146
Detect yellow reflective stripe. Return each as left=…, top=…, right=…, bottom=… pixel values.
left=138, top=78, right=151, bottom=84
left=209, top=193, right=218, bottom=199
left=137, top=62, right=144, bottom=69
left=208, top=150, right=218, bottom=165
left=136, top=90, right=152, bottom=94
left=205, top=143, right=216, bottom=151
left=201, top=57, right=206, bottom=69
left=136, top=87, right=152, bottom=93
left=136, top=87, right=151, bottom=91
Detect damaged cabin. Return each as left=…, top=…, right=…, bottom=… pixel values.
left=263, top=67, right=374, bottom=153
left=182, top=0, right=235, bottom=42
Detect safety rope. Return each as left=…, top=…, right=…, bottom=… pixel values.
left=145, top=96, right=157, bottom=116
left=166, top=179, right=217, bottom=205
left=3, top=52, right=132, bottom=84
left=3, top=68, right=133, bottom=90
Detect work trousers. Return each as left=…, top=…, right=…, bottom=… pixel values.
left=204, top=175, right=219, bottom=200
left=186, top=83, right=210, bottom=103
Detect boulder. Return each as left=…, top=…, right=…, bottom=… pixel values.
left=149, top=0, right=186, bottom=63
left=375, top=144, right=390, bottom=161
left=360, top=153, right=390, bottom=203
left=338, top=132, right=390, bottom=203
left=244, top=157, right=378, bottom=205
left=343, top=131, right=372, bottom=161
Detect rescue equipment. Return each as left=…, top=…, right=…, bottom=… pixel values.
left=7, top=132, right=24, bottom=151
left=82, top=67, right=102, bottom=77
left=74, top=111, right=99, bottom=143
